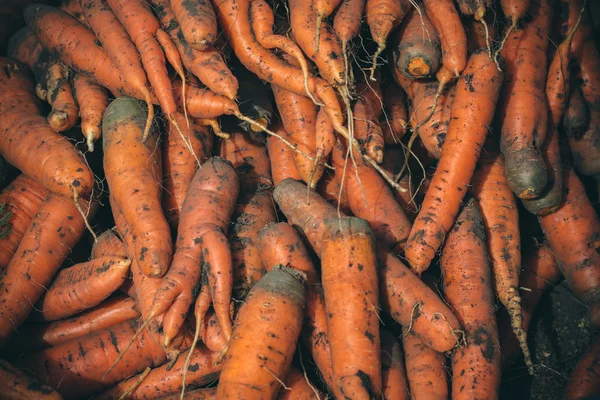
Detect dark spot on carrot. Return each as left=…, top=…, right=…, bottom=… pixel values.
left=109, top=330, right=119, bottom=352
left=188, top=363, right=199, bottom=372
left=139, top=247, right=148, bottom=261
left=472, top=326, right=495, bottom=363
left=364, top=330, right=375, bottom=343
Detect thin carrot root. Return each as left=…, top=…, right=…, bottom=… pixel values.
left=197, top=119, right=229, bottom=139
left=369, top=42, right=386, bottom=81
left=170, top=116, right=201, bottom=167
left=506, top=290, right=533, bottom=374
left=181, top=315, right=203, bottom=400
left=72, top=187, right=97, bottom=242
left=494, top=19, right=516, bottom=72
left=315, top=15, right=322, bottom=55
left=118, top=366, right=151, bottom=400
left=141, top=88, right=155, bottom=143
left=479, top=17, right=492, bottom=59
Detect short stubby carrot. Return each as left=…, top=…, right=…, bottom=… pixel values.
left=103, top=97, right=172, bottom=278
left=0, top=193, right=95, bottom=348
left=321, top=217, right=381, bottom=398
left=217, top=267, right=306, bottom=399
left=73, top=74, right=109, bottom=152
left=0, top=359, right=62, bottom=400
left=441, top=199, right=501, bottom=400
left=405, top=49, right=503, bottom=274
left=381, top=329, right=410, bottom=400
left=45, top=61, right=78, bottom=132
left=0, top=58, right=93, bottom=197
left=0, top=174, right=48, bottom=271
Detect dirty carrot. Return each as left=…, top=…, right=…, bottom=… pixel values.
left=73, top=74, right=109, bottom=152
left=267, top=124, right=302, bottom=186
left=381, top=329, right=410, bottom=400
left=170, top=0, right=216, bottom=51
left=45, top=61, right=78, bottom=131
left=0, top=359, right=62, bottom=400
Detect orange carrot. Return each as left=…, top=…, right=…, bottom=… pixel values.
left=497, top=0, right=531, bottom=61
left=382, top=80, right=408, bottom=144
left=174, top=83, right=239, bottom=119
left=0, top=359, right=62, bottom=400
left=217, top=267, right=306, bottom=399
left=499, top=0, right=552, bottom=198
left=103, top=97, right=172, bottom=278
left=170, top=0, right=216, bottom=51
left=45, top=61, right=78, bottom=132
left=403, top=327, right=449, bottom=399
left=334, top=0, right=365, bottom=86
left=0, top=58, right=93, bottom=197
left=441, top=198, right=501, bottom=399
left=0, top=175, right=48, bottom=271
left=0, top=192, right=95, bottom=348
left=353, top=76, right=385, bottom=163
left=405, top=49, right=503, bottom=274
left=313, top=0, right=343, bottom=54
left=381, top=329, right=410, bottom=400
left=199, top=309, right=228, bottom=353
left=267, top=124, right=302, bottom=186
left=380, top=146, right=417, bottom=217
left=278, top=367, right=324, bottom=400
left=564, top=87, right=589, bottom=140
left=6, top=27, right=46, bottom=80
left=565, top=337, right=600, bottom=400
left=162, top=113, right=214, bottom=229
left=73, top=74, right=108, bottom=152
left=56, top=0, right=86, bottom=23
left=91, top=230, right=127, bottom=259
left=317, top=164, right=351, bottom=215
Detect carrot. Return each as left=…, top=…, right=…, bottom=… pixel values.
left=457, top=0, right=493, bottom=57
left=333, top=0, right=365, bottom=86
left=318, top=161, right=351, bottom=215
left=464, top=14, right=496, bottom=56
left=0, top=359, right=62, bottom=400
left=151, top=157, right=239, bottom=349
left=103, top=97, right=171, bottom=278
left=402, top=327, right=448, bottom=400
left=381, top=146, right=418, bottom=216
left=98, top=345, right=220, bottom=400
left=557, top=0, right=592, bottom=57
left=441, top=198, right=501, bottom=399
left=170, top=0, right=216, bottom=51
left=9, top=296, right=140, bottom=354
left=381, top=329, right=410, bottom=400
left=405, top=49, right=503, bottom=274
left=211, top=0, right=345, bottom=135
left=217, top=267, right=306, bottom=399
left=73, top=74, right=108, bottom=152
left=56, top=0, right=86, bottom=23
left=565, top=337, right=600, bottom=400
left=472, top=151, right=531, bottom=372
left=24, top=5, right=142, bottom=99
left=500, top=242, right=561, bottom=367
left=155, top=387, right=217, bottom=400
left=0, top=58, right=93, bottom=197
left=0, top=192, right=95, bottom=348
left=43, top=61, right=78, bottom=132
left=563, top=87, right=589, bottom=140
left=163, top=113, right=214, bottom=229
left=313, top=0, right=343, bottom=53
left=19, top=319, right=166, bottom=399
left=174, top=83, right=239, bottom=120
left=539, top=167, right=600, bottom=309
left=278, top=367, right=324, bottom=400
left=6, top=27, right=46, bottom=79
left=393, top=9, right=441, bottom=80
left=496, top=0, right=531, bottom=64
left=0, top=175, right=48, bottom=272
left=321, top=217, right=381, bottom=398
left=267, top=124, right=302, bottom=186
left=353, top=76, right=385, bottom=163
left=199, top=309, right=228, bottom=353
left=382, top=80, right=408, bottom=144
left=91, top=229, right=126, bottom=259
left=365, top=0, right=411, bottom=80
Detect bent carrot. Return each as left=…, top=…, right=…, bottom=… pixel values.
left=441, top=199, right=501, bottom=399
left=73, top=74, right=108, bottom=152
left=174, top=83, right=239, bottom=119
left=103, top=97, right=171, bottom=278
left=267, top=124, right=302, bottom=186
left=0, top=359, right=62, bottom=400
left=405, top=49, right=503, bottom=274
left=0, top=193, right=95, bottom=348
left=45, top=61, right=78, bottom=132
left=170, top=0, right=216, bottom=51
left=381, top=329, right=410, bottom=400
left=217, top=267, right=306, bottom=399
left=0, top=58, right=93, bottom=197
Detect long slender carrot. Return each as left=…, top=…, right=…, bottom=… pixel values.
left=174, top=83, right=239, bottom=119
left=267, top=124, right=302, bottom=186
left=403, top=327, right=448, bottom=399
left=217, top=267, right=306, bottom=399
left=381, top=329, right=410, bottom=400
left=73, top=74, right=108, bottom=152
left=170, top=0, right=216, bottom=51
left=0, top=175, right=48, bottom=271
left=405, top=49, right=503, bottom=274
left=103, top=97, right=171, bottom=278
left=441, top=198, right=501, bottom=399
left=0, top=359, right=62, bottom=400
left=0, top=58, right=93, bottom=197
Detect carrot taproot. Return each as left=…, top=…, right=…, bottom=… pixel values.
left=170, top=0, right=216, bottom=51
left=24, top=5, right=142, bottom=99
left=457, top=0, right=493, bottom=57
left=37, top=256, right=131, bottom=322
left=464, top=13, right=496, bottom=56
left=9, top=296, right=140, bottom=353
left=321, top=217, right=381, bottom=398
left=210, top=0, right=345, bottom=135
left=539, top=167, right=600, bottom=309
left=0, top=192, right=95, bottom=348
left=365, top=0, right=411, bottom=80
left=19, top=319, right=166, bottom=399
left=163, top=113, right=214, bottom=229
left=441, top=198, right=501, bottom=400
left=217, top=267, right=306, bottom=399
left=0, top=359, right=63, bottom=400
left=0, top=58, right=93, bottom=197
left=0, top=174, right=48, bottom=272
left=564, top=87, right=589, bottom=140
left=557, top=0, right=592, bottom=57
left=44, top=61, right=78, bottom=132
left=381, top=329, right=410, bottom=400
left=472, top=151, right=531, bottom=372
left=393, top=9, right=441, bottom=80
left=73, top=74, right=108, bottom=152
left=382, top=80, right=408, bottom=144
left=353, top=75, right=385, bottom=163
left=405, top=49, right=503, bottom=274
left=565, top=337, right=600, bottom=399
left=98, top=345, right=220, bottom=400
left=278, top=367, right=323, bottom=400
left=267, top=124, right=302, bottom=186
left=103, top=97, right=171, bottom=278
left=151, top=157, right=239, bottom=349
left=402, top=327, right=449, bottom=400
left=333, top=0, right=365, bottom=86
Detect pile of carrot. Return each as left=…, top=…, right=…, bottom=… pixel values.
left=0, top=0, right=599, bottom=399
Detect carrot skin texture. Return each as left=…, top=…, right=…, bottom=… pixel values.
left=0, top=193, right=95, bottom=348
left=334, top=0, right=365, bottom=45
left=0, top=359, right=63, bottom=400
left=353, top=77, right=385, bottom=162
left=170, top=0, right=217, bottom=51
left=366, top=0, right=411, bottom=55
left=405, top=50, right=503, bottom=274
left=45, top=62, right=78, bottom=132
left=154, top=387, right=217, bottom=400
left=442, top=199, right=501, bottom=400
left=103, top=97, right=172, bottom=278
left=564, top=87, right=589, bottom=140
left=0, top=175, right=48, bottom=271
left=278, top=367, right=324, bottom=400
left=382, top=81, right=408, bottom=143
left=0, top=58, right=93, bottom=197
left=217, top=268, right=306, bottom=399
left=73, top=74, right=109, bottom=152
left=565, top=337, right=600, bottom=399
left=321, top=217, right=381, bottom=398
left=267, top=124, right=302, bottom=186
left=381, top=329, right=410, bottom=400
left=19, top=320, right=166, bottom=399
left=91, top=230, right=127, bottom=259
left=403, top=327, right=448, bottom=400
